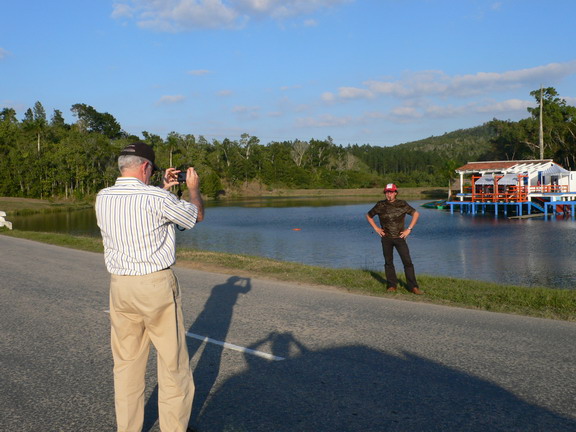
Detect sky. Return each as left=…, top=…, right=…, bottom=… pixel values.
left=1, top=0, right=576, bottom=147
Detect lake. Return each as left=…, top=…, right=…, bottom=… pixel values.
left=9, top=198, right=576, bottom=290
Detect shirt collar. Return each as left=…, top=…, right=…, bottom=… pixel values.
left=115, top=177, right=147, bottom=186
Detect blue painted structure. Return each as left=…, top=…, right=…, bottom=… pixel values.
left=446, top=198, right=576, bottom=219
left=544, top=201, right=576, bottom=217
left=446, top=200, right=547, bottom=217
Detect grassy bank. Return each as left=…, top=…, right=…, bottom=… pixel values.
left=0, top=197, right=92, bottom=216
left=1, top=228, right=574, bottom=322
left=222, top=186, right=448, bottom=199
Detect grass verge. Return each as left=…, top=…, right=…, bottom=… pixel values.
left=1, top=228, right=575, bottom=322
left=0, top=197, right=93, bottom=216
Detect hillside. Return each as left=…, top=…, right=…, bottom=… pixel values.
left=348, top=123, right=495, bottom=187
left=394, top=123, right=494, bottom=161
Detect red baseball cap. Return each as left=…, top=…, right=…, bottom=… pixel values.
left=384, top=183, right=398, bottom=192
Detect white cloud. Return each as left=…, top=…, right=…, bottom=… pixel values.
left=327, top=61, right=576, bottom=102
left=187, top=69, right=211, bottom=76
left=475, top=98, right=532, bottom=113
left=321, top=91, right=336, bottom=102
left=232, top=105, right=260, bottom=120
left=296, top=114, right=352, bottom=128
left=451, top=62, right=576, bottom=96
left=0, top=47, right=10, bottom=60
left=390, top=106, right=422, bottom=119
left=294, top=93, right=534, bottom=132
left=384, top=98, right=530, bottom=122
left=386, top=98, right=531, bottom=122
left=111, top=2, right=133, bottom=19
left=280, top=84, right=302, bottom=91
left=112, top=0, right=352, bottom=31
left=365, top=71, right=450, bottom=98
left=157, top=94, right=186, bottom=105
left=217, top=89, right=234, bottom=96
left=233, top=0, right=351, bottom=19
left=338, top=87, right=375, bottom=99
left=424, top=104, right=472, bottom=119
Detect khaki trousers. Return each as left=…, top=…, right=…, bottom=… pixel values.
left=109, top=269, right=194, bottom=432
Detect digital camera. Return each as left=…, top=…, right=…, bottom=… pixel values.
left=177, top=171, right=187, bottom=183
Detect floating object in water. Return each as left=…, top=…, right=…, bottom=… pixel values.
left=292, top=228, right=301, bottom=231
left=422, top=200, right=448, bottom=210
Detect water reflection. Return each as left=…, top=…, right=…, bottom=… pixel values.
left=9, top=200, right=576, bottom=289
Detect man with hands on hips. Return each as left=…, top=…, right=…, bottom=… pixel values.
left=366, top=183, right=423, bottom=295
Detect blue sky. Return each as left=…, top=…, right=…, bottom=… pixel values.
left=1, top=0, right=575, bottom=147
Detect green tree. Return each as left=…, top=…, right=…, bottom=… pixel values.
left=487, top=119, right=532, bottom=160
left=527, top=87, right=576, bottom=168
left=71, top=103, right=122, bottom=139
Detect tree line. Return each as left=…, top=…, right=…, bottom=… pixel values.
left=0, top=102, right=447, bottom=199
left=0, top=87, right=574, bottom=200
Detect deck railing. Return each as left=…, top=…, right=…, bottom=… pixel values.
left=529, top=185, right=568, bottom=193
left=471, top=186, right=529, bottom=203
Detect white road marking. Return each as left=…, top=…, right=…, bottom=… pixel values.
left=103, top=310, right=283, bottom=361
left=186, top=332, right=285, bottom=361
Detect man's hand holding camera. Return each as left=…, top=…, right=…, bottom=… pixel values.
left=162, top=167, right=180, bottom=190
left=163, top=167, right=199, bottom=190
left=163, top=167, right=204, bottom=222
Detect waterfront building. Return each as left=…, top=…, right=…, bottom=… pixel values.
left=449, top=160, right=576, bottom=217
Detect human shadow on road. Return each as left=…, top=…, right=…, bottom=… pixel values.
left=142, top=276, right=251, bottom=432
left=195, top=331, right=576, bottom=432
left=186, top=276, right=251, bottom=424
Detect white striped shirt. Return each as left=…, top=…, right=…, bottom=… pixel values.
left=95, top=177, right=198, bottom=275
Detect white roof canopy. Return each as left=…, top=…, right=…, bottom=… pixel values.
left=475, top=173, right=522, bottom=186
left=498, top=173, right=521, bottom=185
left=541, top=164, right=570, bottom=176
left=474, top=174, right=494, bottom=185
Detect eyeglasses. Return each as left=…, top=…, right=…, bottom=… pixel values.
left=145, top=162, right=156, bottom=175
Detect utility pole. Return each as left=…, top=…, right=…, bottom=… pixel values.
left=539, top=86, right=544, bottom=160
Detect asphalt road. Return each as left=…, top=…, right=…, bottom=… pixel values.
left=1, top=234, right=575, bottom=432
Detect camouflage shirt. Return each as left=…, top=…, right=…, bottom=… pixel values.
left=367, top=199, right=416, bottom=238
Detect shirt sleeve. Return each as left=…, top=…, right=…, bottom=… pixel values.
left=367, top=201, right=382, bottom=218
left=404, top=201, right=416, bottom=216
left=162, top=192, right=198, bottom=230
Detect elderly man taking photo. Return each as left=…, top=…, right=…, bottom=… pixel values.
left=95, top=142, right=204, bottom=432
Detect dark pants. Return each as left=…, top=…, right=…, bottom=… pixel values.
left=381, top=236, right=418, bottom=289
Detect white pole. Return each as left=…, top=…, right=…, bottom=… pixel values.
left=539, top=86, right=544, bottom=160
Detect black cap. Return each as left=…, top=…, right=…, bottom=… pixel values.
left=119, top=142, right=159, bottom=172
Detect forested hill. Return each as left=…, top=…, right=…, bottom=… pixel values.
left=394, top=124, right=493, bottom=159
left=348, top=124, right=494, bottom=187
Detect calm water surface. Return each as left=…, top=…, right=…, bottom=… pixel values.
left=10, top=199, right=576, bottom=289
